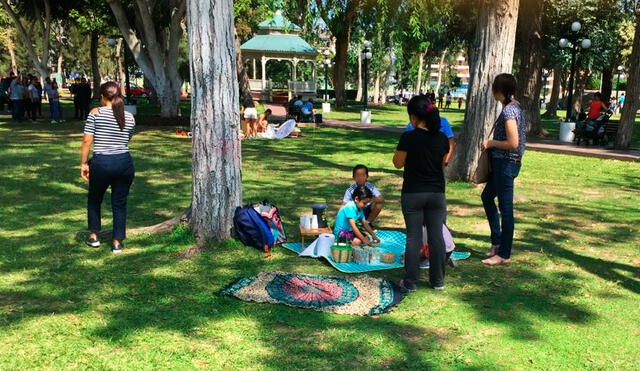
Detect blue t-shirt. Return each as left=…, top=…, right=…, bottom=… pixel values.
left=404, top=117, right=455, bottom=138
left=302, top=101, right=314, bottom=114
left=334, top=201, right=364, bottom=235
left=294, top=100, right=303, bottom=107
left=492, top=103, right=526, bottom=160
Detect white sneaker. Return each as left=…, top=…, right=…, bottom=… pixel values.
left=419, top=260, right=430, bottom=270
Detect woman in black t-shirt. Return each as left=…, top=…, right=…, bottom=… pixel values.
left=393, top=95, right=449, bottom=292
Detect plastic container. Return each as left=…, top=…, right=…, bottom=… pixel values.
left=368, top=247, right=382, bottom=264
left=559, top=121, right=576, bottom=142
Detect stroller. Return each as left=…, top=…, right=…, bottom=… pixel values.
left=574, top=112, right=612, bottom=146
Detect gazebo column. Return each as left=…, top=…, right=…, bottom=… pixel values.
left=261, top=56, right=267, bottom=91
left=252, top=58, right=256, bottom=80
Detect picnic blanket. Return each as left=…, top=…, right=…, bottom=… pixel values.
left=282, top=230, right=470, bottom=273
left=219, top=271, right=404, bottom=316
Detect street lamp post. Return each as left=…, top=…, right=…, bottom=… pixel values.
left=615, top=65, right=624, bottom=99
left=559, top=21, right=591, bottom=122
left=323, top=49, right=331, bottom=102
left=107, top=36, right=132, bottom=105
left=360, top=41, right=372, bottom=123
left=541, top=68, right=550, bottom=107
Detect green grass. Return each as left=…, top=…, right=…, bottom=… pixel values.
left=324, top=103, right=640, bottom=147
left=1, top=112, right=639, bottom=369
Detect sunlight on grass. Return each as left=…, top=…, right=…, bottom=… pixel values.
left=0, top=116, right=638, bottom=369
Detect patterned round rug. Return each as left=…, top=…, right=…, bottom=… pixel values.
left=219, top=271, right=404, bottom=316
left=266, top=273, right=358, bottom=308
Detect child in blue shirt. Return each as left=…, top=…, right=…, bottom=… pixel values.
left=334, top=186, right=380, bottom=246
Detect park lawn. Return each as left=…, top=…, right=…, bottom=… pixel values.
left=324, top=103, right=640, bottom=148
left=1, top=116, right=639, bottom=370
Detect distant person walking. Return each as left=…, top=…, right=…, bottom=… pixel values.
left=44, top=77, right=55, bottom=118
left=27, top=77, right=40, bottom=122
left=481, top=73, right=526, bottom=266
left=618, top=93, right=625, bottom=113
left=445, top=92, right=452, bottom=110
left=81, top=81, right=136, bottom=254
left=49, top=81, right=64, bottom=124
left=77, top=78, right=92, bottom=119
left=8, top=74, right=25, bottom=122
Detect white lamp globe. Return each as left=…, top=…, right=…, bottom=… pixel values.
left=324, top=58, right=331, bottom=65
left=559, top=38, right=569, bottom=48
left=365, top=52, right=372, bottom=60
left=363, top=40, right=371, bottom=48
left=107, top=38, right=117, bottom=47
left=323, top=49, right=330, bottom=56
left=581, top=38, right=591, bottom=49
left=618, top=65, right=624, bottom=71
left=571, top=21, right=582, bottom=32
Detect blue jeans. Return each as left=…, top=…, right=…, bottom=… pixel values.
left=481, top=157, right=521, bottom=259
left=51, top=100, right=62, bottom=120
left=88, top=153, right=135, bottom=240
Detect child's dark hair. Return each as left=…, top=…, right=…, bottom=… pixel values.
left=352, top=164, right=369, bottom=177
left=492, top=73, right=517, bottom=105
left=265, top=108, right=272, bottom=114
left=352, top=186, right=373, bottom=201
left=407, top=95, right=441, bottom=133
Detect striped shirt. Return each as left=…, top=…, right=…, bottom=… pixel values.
left=342, top=182, right=382, bottom=203
left=83, top=107, right=135, bottom=155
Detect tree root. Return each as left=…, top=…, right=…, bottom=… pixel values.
left=128, top=206, right=192, bottom=235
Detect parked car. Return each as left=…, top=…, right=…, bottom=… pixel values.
left=125, top=82, right=150, bottom=97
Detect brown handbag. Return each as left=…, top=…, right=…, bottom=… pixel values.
left=470, top=120, right=498, bottom=184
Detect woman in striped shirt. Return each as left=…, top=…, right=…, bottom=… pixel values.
left=80, top=82, right=135, bottom=254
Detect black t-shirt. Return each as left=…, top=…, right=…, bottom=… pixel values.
left=396, top=128, right=449, bottom=193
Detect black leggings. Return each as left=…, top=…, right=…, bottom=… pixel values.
left=401, top=192, right=447, bottom=287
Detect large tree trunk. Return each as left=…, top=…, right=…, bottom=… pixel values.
left=615, top=9, right=640, bottom=149
left=108, top=0, right=185, bottom=118
left=446, top=0, right=520, bottom=181
left=601, top=65, right=614, bottom=102
left=545, top=65, right=562, bottom=116
left=333, top=32, right=351, bottom=108
left=514, top=0, right=544, bottom=136
left=90, top=31, right=101, bottom=99
left=235, top=30, right=252, bottom=103
left=187, top=0, right=242, bottom=240
left=1, top=0, right=52, bottom=78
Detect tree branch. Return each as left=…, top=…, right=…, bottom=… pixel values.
left=166, top=0, right=186, bottom=83
left=107, top=0, right=155, bottom=76
left=134, top=0, right=164, bottom=73
left=0, top=0, right=45, bottom=75
left=41, top=0, right=52, bottom=71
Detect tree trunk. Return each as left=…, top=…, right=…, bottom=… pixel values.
left=116, top=39, right=126, bottom=95
left=187, top=0, right=241, bottom=240
left=572, top=69, right=589, bottom=115
left=108, top=0, right=185, bottom=117
left=514, top=0, right=544, bottom=136
left=446, top=0, right=520, bottom=181
left=1, top=0, right=52, bottom=78
left=333, top=33, right=351, bottom=108
left=8, top=40, right=17, bottom=73
left=435, top=50, right=447, bottom=94
left=235, top=30, right=252, bottom=103
left=545, top=65, right=562, bottom=116
left=355, top=50, right=362, bottom=102
left=90, top=30, right=101, bottom=99
left=615, top=10, right=640, bottom=149
left=600, top=65, right=613, bottom=102
left=416, top=51, right=425, bottom=94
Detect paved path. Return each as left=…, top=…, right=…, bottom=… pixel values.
left=321, top=118, right=640, bottom=163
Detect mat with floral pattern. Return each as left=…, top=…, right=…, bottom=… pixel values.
left=218, top=271, right=404, bottom=316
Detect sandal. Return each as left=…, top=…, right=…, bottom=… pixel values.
left=481, top=255, right=511, bottom=266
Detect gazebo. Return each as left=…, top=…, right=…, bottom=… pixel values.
left=241, top=11, right=319, bottom=102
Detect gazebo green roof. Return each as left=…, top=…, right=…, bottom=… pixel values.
left=257, top=11, right=302, bottom=32
left=241, top=34, right=317, bottom=55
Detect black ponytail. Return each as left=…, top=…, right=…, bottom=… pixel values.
left=407, top=95, right=441, bottom=133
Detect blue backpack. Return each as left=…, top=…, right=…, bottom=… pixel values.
left=233, top=205, right=275, bottom=256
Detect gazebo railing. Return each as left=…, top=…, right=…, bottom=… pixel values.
left=288, top=80, right=316, bottom=93
left=249, top=79, right=272, bottom=91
